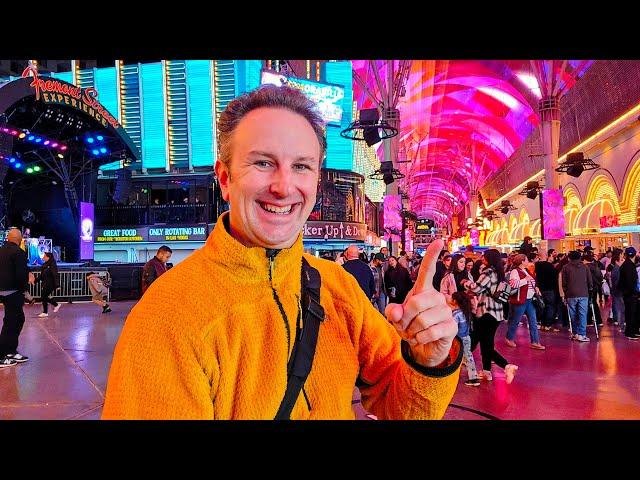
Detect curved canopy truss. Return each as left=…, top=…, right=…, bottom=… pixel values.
left=352, top=60, right=593, bottom=221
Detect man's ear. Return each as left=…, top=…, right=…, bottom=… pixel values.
left=215, top=160, right=231, bottom=202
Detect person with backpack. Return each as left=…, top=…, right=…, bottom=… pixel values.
left=86, top=272, right=112, bottom=314
left=461, top=249, right=518, bottom=384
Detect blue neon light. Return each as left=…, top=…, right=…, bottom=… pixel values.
left=92, top=149, right=99, bottom=155
left=87, top=137, right=95, bottom=143
left=100, top=147, right=107, bottom=154
left=97, top=135, right=104, bottom=141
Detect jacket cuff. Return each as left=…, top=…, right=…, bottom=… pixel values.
left=400, top=336, right=463, bottom=378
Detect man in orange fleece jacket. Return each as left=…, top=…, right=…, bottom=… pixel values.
left=102, top=85, right=462, bottom=420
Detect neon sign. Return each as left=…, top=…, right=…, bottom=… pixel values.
left=261, top=70, right=344, bottom=125
left=22, top=66, right=120, bottom=130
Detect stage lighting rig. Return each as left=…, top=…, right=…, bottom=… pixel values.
left=499, top=200, right=517, bottom=215
left=555, top=152, right=598, bottom=178
left=519, top=180, right=544, bottom=200
left=340, top=108, right=398, bottom=147
left=369, top=160, right=404, bottom=185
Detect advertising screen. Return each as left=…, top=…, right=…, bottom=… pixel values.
left=541, top=189, right=566, bottom=240
left=79, top=202, right=94, bottom=260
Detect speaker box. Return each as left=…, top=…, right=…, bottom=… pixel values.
left=113, top=169, right=132, bottom=204
left=363, top=126, right=380, bottom=147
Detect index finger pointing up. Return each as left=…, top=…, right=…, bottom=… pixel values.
left=413, top=238, right=444, bottom=294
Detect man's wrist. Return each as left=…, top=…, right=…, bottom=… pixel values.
left=400, top=338, right=463, bottom=378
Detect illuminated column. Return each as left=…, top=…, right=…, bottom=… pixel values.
left=539, top=96, right=561, bottom=249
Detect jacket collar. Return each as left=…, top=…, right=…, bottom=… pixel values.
left=202, top=211, right=304, bottom=287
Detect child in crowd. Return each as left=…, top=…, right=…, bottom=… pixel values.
left=450, top=291, right=479, bottom=387
left=86, top=272, right=112, bottom=313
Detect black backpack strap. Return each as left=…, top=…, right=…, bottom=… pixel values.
left=274, top=257, right=324, bottom=420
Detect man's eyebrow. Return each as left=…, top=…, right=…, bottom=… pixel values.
left=247, top=151, right=317, bottom=162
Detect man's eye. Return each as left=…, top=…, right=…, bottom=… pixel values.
left=294, top=164, right=311, bottom=171
left=255, top=160, right=271, bottom=167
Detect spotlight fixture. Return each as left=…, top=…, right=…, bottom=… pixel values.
left=499, top=200, right=517, bottom=215
left=340, top=108, right=398, bottom=147
left=519, top=180, right=544, bottom=200
left=369, top=160, right=405, bottom=185
left=555, top=152, right=598, bottom=178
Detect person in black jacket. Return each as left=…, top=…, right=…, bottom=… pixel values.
left=384, top=256, right=413, bottom=304
left=35, top=252, right=60, bottom=318
left=342, top=245, right=376, bottom=300
left=0, top=228, right=34, bottom=366
left=618, top=246, right=640, bottom=339
left=142, top=245, right=172, bottom=294
left=583, top=253, right=604, bottom=327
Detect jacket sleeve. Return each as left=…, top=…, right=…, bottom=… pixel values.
left=51, top=264, right=59, bottom=287
left=141, top=261, right=157, bottom=289
left=587, top=266, right=594, bottom=292
left=14, top=250, right=29, bottom=292
left=439, top=273, right=454, bottom=300
left=368, top=268, right=376, bottom=299
left=102, top=292, right=218, bottom=419
left=350, top=273, right=462, bottom=420
left=561, top=267, right=568, bottom=296
left=466, top=270, right=492, bottom=296
left=384, top=270, right=393, bottom=296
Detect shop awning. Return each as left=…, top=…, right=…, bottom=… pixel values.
left=573, top=199, right=619, bottom=235
left=529, top=219, right=541, bottom=239
left=509, top=222, right=530, bottom=244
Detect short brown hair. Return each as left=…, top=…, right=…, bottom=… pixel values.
left=512, top=253, right=527, bottom=267
left=217, top=84, right=327, bottom=166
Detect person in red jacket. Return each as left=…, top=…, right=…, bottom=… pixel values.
left=505, top=254, right=546, bottom=350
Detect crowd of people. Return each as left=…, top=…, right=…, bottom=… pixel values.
left=336, top=235, right=640, bottom=388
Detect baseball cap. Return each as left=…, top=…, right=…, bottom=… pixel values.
left=374, top=253, right=385, bottom=261
left=624, top=246, right=637, bottom=256
left=583, top=245, right=594, bottom=251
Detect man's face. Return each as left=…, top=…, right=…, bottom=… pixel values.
left=158, top=251, right=172, bottom=263
left=215, top=107, right=321, bottom=249
left=381, top=248, right=388, bottom=257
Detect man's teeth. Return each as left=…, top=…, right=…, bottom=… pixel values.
left=260, top=203, right=292, bottom=214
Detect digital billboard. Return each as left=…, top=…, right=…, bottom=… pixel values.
left=261, top=70, right=345, bottom=125
left=541, top=189, right=566, bottom=240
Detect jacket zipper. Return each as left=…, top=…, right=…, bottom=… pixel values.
left=268, top=251, right=291, bottom=356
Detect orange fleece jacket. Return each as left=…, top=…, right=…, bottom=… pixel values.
left=102, top=213, right=461, bottom=420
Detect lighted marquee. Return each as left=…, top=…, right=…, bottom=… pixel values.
left=261, top=70, right=344, bottom=125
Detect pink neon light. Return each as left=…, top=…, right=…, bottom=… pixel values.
left=44, top=140, right=50, bottom=146
left=51, top=143, right=58, bottom=148
left=11, top=130, right=18, bottom=135
left=60, top=145, right=67, bottom=151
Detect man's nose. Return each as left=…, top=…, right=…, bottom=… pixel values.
left=269, top=167, right=294, bottom=197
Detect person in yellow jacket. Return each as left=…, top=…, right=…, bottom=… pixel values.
left=102, top=85, right=462, bottom=420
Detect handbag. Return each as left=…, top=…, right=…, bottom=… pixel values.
left=532, top=293, right=545, bottom=310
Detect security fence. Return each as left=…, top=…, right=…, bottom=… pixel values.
left=27, top=267, right=111, bottom=303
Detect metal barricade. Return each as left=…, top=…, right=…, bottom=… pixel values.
left=28, top=268, right=111, bottom=303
